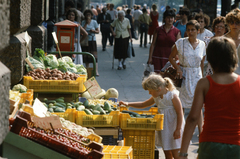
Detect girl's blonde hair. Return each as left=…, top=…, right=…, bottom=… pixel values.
left=142, top=73, right=176, bottom=91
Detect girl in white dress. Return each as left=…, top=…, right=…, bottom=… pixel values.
left=169, top=20, right=206, bottom=135
left=119, top=74, right=184, bottom=159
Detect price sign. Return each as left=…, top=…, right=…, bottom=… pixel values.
left=84, top=76, right=102, bottom=98
left=25, top=58, right=34, bottom=70
left=32, top=116, right=62, bottom=129
left=32, top=98, right=48, bottom=117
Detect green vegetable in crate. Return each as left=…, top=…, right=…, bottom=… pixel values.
left=76, top=105, right=85, bottom=111
left=67, top=67, right=78, bottom=74
left=122, top=110, right=141, bottom=117
left=55, top=97, right=65, bottom=103
left=76, top=64, right=87, bottom=74
left=54, top=107, right=65, bottom=112
left=98, top=107, right=106, bottom=115
left=104, top=102, right=112, bottom=111
left=46, top=54, right=59, bottom=68
left=62, top=56, right=73, bottom=63
left=12, top=84, right=27, bottom=93
left=92, top=110, right=100, bottom=115
left=48, top=108, right=54, bottom=113
left=83, top=100, right=89, bottom=107
left=33, top=48, right=46, bottom=64
left=42, top=102, right=48, bottom=108
left=93, top=104, right=101, bottom=110
left=67, top=106, right=72, bottom=109
left=46, top=100, right=56, bottom=104
left=54, top=102, right=66, bottom=109
left=84, top=109, right=93, bottom=115
left=25, top=56, right=45, bottom=72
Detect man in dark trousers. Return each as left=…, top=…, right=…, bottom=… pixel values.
left=97, top=7, right=112, bottom=51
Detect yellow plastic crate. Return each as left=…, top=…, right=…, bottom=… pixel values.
left=20, top=89, right=34, bottom=105
left=120, top=107, right=159, bottom=115
left=76, top=111, right=120, bottom=127
left=87, top=133, right=103, bottom=143
left=120, top=107, right=164, bottom=131
left=123, top=130, right=155, bottom=159
left=52, top=108, right=76, bottom=122
left=102, top=145, right=133, bottom=159
left=23, top=75, right=87, bottom=93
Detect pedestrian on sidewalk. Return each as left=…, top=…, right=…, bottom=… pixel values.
left=125, top=9, right=135, bottom=40
left=119, top=73, right=185, bottom=159
left=133, top=5, right=143, bottom=36
left=169, top=20, right=206, bottom=135
left=139, top=8, right=152, bottom=48
left=148, top=4, right=159, bottom=44
left=224, top=8, right=240, bottom=75
left=107, top=3, right=118, bottom=46
left=174, top=8, right=190, bottom=38
left=110, top=10, right=132, bottom=70
left=148, top=9, right=181, bottom=73
left=97, top=7, right=112, bottom=51
left=179, top=37, right=240, bottom=159
left=82, top=9, right=100, bottom=76
left=66, top=8, right=88, bottom=64
left=195, top=13, right=213, bottom=41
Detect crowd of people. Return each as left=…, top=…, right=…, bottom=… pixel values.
left=59, top=1, right=240, bottom=158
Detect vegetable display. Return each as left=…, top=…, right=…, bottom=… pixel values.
left=26, top=48, right=87, bottom=75
left=12, top=84, right=27, bottom=93
left=25, top=68, right=80, bottom=80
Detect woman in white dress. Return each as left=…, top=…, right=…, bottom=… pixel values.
left=119, top=74, right=184, bottom=159
left=169, top=20, right=206, bottom=135
left=224, top=8, right=240, bottom=75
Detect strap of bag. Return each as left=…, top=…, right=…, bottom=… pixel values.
left=183, top=39, right=184, bottom=65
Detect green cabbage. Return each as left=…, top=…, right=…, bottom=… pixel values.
left=75, top=64, right=87, bottom=74
left=67, top=67, right=78, bottom=74
left=26, top=56, right=45, bottom=72
left=62, top=56, right=73, bottom=63
left=46, top=54, right=59, bottom=68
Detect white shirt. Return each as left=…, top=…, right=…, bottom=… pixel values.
left=133, top=9, right=143, bottom=20
left=107, top=10, right=118, bottom=20
left=197, top=28, right=214, bottom=41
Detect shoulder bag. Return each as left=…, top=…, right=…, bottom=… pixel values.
left=163, top=39, right=184, bottom=87
left=140, top=15, right=148, bottom=32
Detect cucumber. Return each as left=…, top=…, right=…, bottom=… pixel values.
left=67, top=103, right=73, bottom=107
left=54, top=102, right=66, bottom=109
left=84, top=109, right=93, bottom=115
left=92, top=110, right=100, bottom=115
left=122, top=110, right=140, bottom=117
left=42, top=102, right=48, bottom=108
left=46, top=100, right=56, bottom=104
left=48, top=108, right=54, bottom=113
left=89, top=104, right=95, bottom=109
left=112, top=107, right=117, bottom=111
left=104, top=101, right=111, bottom=111
left=55, top=98, right=64, bottom=103
left=54, top=107, right=65, bottom=112
left=43, top=98, right=48, bottom=102
left=67, top=106, right=72, bottom=109
left=77, top=105, right=85, bottom=111
left=99, top=107, right=106, bottom=115
left=83, top=100, right=89, bottom=107
left=93, top=104, right=101, bottom=110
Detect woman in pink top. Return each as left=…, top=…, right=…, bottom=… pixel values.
left=179, top=37, right=240, bottom=159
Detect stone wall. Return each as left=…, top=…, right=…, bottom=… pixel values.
left=0, top=0, right=10, bottom=51
left=0, top=63, right=11, bottom=145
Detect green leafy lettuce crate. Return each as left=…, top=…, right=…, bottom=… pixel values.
left=23, top=75, right=87, bottom=93
left=122, top=130, right=155, bottom=159
left=102, top=145, right=133, bottom=159
left=75, top=111, right=120, bottom=127
left=120, top=107, right=164, bottom=131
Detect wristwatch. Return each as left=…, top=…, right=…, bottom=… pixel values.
left=179, top=152, right=188, bottom=157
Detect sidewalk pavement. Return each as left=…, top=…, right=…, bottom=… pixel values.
left=94, top=33, right=199, bottom=159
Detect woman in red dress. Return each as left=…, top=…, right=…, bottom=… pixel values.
left=148, top=4, right=159, bottom=43
left=148, top=9, right=181, bottom=73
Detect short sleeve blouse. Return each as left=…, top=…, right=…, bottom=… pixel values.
left=175, top=38, right=206, bottom=68
left=82, top=20, right=99, bottom=41
left=111, top=18, right=131, bottom=38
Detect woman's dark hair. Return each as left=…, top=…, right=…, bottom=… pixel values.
left=83, top=9, right=94, bottom=18
left=163, top=9, right=175, bottom=23
left=225, top=8, right=240, bottom=25
left=207, top=37, right=237, bottom=73
left=179, top=7, right=190, bottom=16
left=66, top=8, right=79, bottom=22
left=126, top=8, right=131, bottom=14
left=195, top=13, right=210, bottom=28
left=65, top=0, right=74, bottom=9
left=142, top=8, right=147, bottom=13
left=186, top=20, right=200, bottom=30
left=212, top=16, right=227, bottom=32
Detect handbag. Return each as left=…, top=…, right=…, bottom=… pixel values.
left=127, top=42, right=132, bottom=58
left=163, top=39, right=185, bottom=87
left=140, top=15, right=148, bottom=32
left=80, top=36, right=88, bottom=47
left=143, top=63, right=154, bottom=79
